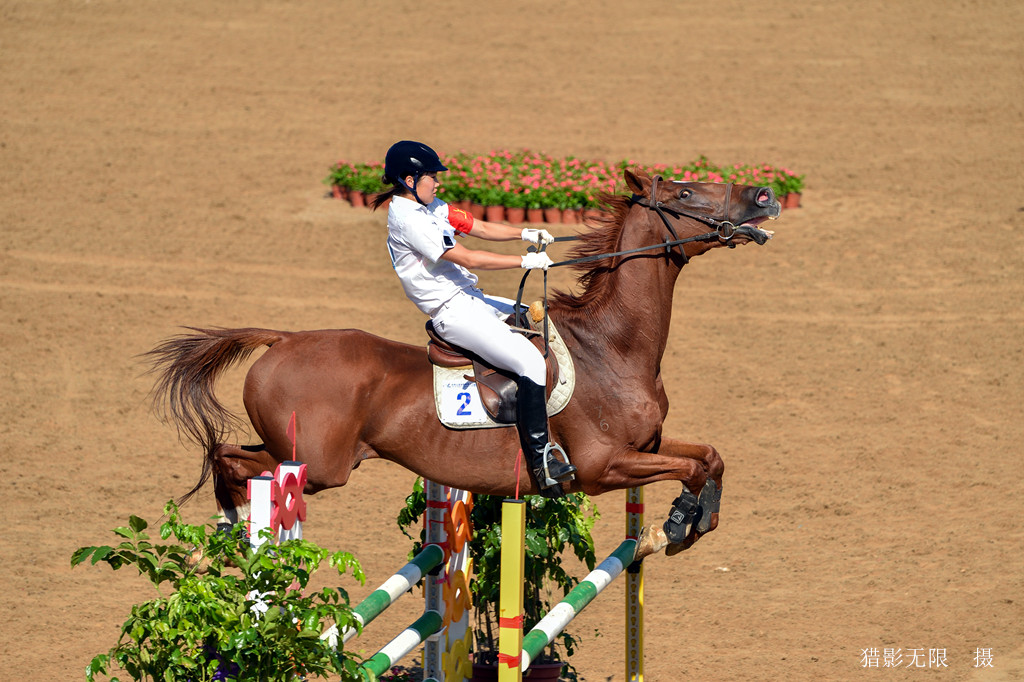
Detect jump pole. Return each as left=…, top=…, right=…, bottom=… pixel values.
left=625, top=486, right=645, bottom=681
left=424, top=480, right=474, bottom=681
left=498, top=488, right=645, bottom=679
left=339, top=543, right=446, bottom=643
left=498, top=499, right=527, bottom=682
left=519, top=538, right=637, bottom=672
left=360, top=610, right=445, bottom=678
left=247, top=460, right=307, bottom=548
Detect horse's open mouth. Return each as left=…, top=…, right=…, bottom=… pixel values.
left=738, top=215, right=775, bottom=241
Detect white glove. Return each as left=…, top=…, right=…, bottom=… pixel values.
left=521, top=228, right=554, bottom=246
left=521, top=252, right=553, bottom=270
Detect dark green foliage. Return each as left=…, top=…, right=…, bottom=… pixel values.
left=72, top=501, right=371, bottom=682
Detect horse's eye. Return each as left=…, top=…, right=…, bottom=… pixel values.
left=678, top=189, right=692, bottom=200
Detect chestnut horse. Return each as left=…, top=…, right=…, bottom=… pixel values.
left=146, top=169, right=781, bottom=557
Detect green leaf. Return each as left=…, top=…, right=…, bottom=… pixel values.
left=89, top=546, right=115, bottom=565
left=128, top=515, right=148, bottom=533
left=112, top=526, right=136, bottom=540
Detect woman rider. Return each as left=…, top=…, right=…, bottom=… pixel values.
left=371, top=140, right=576, bottom=493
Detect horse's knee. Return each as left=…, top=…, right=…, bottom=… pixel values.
left=704, top=444, right=724, bottom=483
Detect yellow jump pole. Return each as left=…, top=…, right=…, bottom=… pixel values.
left=498, top=499, right=526, bottom=682
left=625, top=486, right=645, bottom=681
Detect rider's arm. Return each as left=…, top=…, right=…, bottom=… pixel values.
left=439, top=242, right=523, bottom=270
left=466, top=219, right=524, bottom=241
left=445, top=206, right=548, bottom=243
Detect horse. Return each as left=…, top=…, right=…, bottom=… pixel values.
left=146, top=168, right=781, bottom=558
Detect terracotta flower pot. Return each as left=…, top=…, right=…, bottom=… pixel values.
left=455, top=200, right=472, bottom=212
left=469, top=662, right=498, bottom=681
left=505, top=207, right=526, bottom=224
left=484, top=205, right=505, bottom=222
left=469, top=661, right=563, bottom=681
left=348, top=190, right=365, bottom=208
left=526, top=208, right=544, bottom=224
left=562, top=208, right=581, bottom=224
left=785, top=192, right=802, bottom=209
left=543, top=207, right=562, bottom=224
left=330, top=184, right=346, bottom=200
left=525, top=661, right=566, bottom=679
left=470, top=203, right=486, bottom=220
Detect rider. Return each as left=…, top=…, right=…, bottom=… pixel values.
left=372, top=140, right=577, bottom=493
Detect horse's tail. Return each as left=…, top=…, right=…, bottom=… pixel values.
left=144, top=327, right=285, bottom=505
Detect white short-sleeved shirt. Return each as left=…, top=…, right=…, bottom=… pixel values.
left=386, top=195, right=478, bottom=316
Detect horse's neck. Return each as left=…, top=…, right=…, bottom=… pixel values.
left=610, top=256, right=682, bottom=366
left=559, top=225, right=686, bottom=374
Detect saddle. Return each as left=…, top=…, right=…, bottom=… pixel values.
left=425, top=303, right=560, bottom=424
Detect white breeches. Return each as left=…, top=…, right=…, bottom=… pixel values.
left=432, top=290, right=547, bottom=385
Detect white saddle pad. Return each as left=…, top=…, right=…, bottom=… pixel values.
left=432, top=316, right=575, bottom=430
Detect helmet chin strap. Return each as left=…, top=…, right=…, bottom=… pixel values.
left=401, top=174, right=427, bottom=206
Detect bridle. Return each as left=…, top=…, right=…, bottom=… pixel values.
left=550, top=175, right=770, bottom=269
left=626, top=175, right=748, bottom=265
left=513, top=176, right=772, bottom=335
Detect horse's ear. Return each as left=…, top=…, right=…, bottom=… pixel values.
left=624, top=167, right=651, bottom=196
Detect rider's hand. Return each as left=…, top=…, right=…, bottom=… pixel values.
left=520, top=252, right=553, bottom=270
left=521, top=228, right=554, bottom=246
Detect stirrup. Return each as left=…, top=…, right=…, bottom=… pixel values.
left=535, top=443, right=576, bottom=489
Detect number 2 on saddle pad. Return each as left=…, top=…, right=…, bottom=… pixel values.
left=438, top=378, right=489, bottom=425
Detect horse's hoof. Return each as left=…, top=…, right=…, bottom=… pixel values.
left=665, top=541, right=687, bottom=557
left=186, top=547, right=212, bottom=573
left=633, top=525, right=669, bottom=561
left=696, top=479, right=722, bottom=534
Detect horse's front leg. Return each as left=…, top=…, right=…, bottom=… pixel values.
left=591, top=437, right=722, bottom=495
left=594, top=438, right=724, bottom=559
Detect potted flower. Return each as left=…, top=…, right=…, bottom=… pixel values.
left=349, top=162, right=385, bottom=207
left=502, top=187, right=528, bottom=224
left=475, top=183, right=508, bottom=222
left=324, top=161, right=355, bottom=200
left=398, top=482, right=598, bottom=682
left=776, top=167, right=805, bottom=207
left=521, top=185, right=546, bottom=224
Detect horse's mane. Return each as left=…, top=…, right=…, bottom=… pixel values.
left=549, top=193, right=632, bottom=317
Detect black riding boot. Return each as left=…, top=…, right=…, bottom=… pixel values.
left=516, top=377, right=576, bottom=490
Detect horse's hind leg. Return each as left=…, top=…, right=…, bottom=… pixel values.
left=211, top=443, right=281, bottom=528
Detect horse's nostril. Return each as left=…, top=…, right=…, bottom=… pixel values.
left=756, top=189, right=773, bottom=205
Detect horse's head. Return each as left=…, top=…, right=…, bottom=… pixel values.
left=624, top=168, right=781, bottom=251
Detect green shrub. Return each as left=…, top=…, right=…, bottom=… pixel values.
left=72, top=502, right=369, bottom=682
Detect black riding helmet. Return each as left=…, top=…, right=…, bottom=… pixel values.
left=384, top=140, right=448, bottom=204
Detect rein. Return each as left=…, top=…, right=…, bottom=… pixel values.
left=513, top=176, right=769, bottom=339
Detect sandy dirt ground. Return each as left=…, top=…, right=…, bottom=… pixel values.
left=2, top=1, right=1022, bottom=680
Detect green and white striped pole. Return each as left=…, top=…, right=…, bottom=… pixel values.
left=359, top=610, right=444, bottom=678
left=519, top=538, right=638, bottom=672
left=340, top=543, right=445, bottom=643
